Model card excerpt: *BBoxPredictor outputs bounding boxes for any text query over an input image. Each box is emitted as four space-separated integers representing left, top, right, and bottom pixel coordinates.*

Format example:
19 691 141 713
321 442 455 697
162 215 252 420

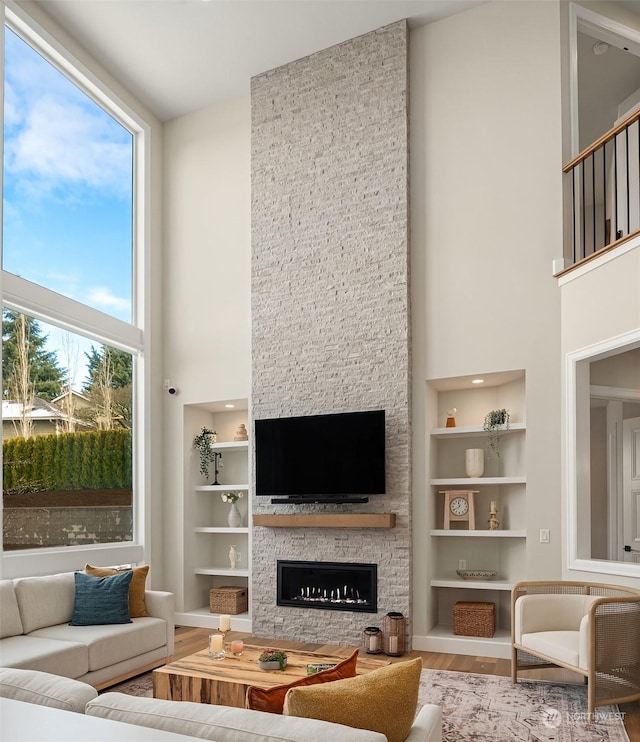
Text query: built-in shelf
211 441 249 451
194 527 249 534
253 513 396 529
195 484 249 492
174 607 251 632
431 579 514 591
420 625 512 659
430 423 525 439
430 529 526 538
430 476 526 486
195 567 250 577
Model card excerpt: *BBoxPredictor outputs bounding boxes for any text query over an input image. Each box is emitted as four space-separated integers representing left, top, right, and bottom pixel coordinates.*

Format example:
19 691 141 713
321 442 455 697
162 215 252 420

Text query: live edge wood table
153 644 389 708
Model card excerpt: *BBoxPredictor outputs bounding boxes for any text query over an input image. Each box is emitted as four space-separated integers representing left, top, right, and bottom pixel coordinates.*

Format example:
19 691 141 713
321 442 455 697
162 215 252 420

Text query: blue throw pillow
70 571 133 626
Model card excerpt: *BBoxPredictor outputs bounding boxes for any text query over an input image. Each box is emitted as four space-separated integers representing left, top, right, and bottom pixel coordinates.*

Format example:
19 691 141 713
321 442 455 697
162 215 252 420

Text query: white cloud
86 287 131 315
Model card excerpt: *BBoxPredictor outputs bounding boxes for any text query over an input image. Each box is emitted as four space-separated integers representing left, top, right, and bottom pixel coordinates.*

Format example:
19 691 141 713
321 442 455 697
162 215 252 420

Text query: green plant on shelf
483 409 510 458
193 427 218 479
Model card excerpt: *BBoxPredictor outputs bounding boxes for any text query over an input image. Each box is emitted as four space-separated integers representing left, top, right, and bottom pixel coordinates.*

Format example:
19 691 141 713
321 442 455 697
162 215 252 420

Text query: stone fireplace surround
250 20 410 648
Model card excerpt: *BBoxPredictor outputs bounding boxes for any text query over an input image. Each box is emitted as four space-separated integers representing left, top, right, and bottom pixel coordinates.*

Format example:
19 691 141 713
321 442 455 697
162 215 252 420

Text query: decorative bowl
456 569 497 581
259 659 287 671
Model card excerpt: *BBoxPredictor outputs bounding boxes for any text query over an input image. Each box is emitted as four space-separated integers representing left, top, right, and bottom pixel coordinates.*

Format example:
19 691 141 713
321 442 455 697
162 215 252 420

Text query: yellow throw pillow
246 649 359 714
283 656 422 742
85 564 149 618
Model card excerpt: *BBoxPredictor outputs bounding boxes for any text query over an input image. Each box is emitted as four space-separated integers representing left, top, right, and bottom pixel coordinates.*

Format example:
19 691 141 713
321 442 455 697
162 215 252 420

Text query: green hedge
3 430 132 494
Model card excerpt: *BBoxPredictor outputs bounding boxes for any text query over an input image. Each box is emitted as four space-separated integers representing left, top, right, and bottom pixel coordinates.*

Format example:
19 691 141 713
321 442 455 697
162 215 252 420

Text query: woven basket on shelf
209 586 248 615
453 601 495 638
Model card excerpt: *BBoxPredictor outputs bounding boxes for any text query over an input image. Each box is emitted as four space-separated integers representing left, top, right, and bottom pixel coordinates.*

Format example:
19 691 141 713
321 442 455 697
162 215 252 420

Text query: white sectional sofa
0 572 174 689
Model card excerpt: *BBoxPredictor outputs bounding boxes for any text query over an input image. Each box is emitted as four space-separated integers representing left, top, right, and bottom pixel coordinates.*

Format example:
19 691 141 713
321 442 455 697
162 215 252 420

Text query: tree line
2 310 132 438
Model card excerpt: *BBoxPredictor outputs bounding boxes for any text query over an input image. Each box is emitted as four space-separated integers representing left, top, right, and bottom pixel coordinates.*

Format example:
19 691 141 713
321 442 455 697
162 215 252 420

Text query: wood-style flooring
172 626 640 740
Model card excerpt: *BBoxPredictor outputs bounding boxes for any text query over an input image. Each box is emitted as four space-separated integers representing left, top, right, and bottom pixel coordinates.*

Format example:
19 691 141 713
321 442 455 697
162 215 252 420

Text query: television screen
255 410 385 500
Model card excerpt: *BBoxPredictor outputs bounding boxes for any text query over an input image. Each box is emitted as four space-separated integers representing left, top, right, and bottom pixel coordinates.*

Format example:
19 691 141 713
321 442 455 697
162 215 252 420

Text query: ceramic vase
465 448 484 477
228 503 241 528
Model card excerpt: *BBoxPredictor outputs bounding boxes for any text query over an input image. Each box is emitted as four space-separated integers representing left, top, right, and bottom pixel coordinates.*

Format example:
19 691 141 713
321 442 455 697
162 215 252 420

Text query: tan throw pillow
283 656 422 742
85 564 149 618
246 649 359 714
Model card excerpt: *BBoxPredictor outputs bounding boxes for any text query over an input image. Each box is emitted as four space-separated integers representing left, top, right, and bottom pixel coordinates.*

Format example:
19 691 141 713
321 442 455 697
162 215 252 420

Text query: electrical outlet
458 559 466 570
540 529 550 544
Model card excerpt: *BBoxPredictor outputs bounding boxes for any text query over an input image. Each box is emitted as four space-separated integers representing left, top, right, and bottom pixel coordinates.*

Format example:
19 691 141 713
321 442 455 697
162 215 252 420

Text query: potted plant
221 491 244 527
483 409 510 459
258 648 288 671
193 427 218 480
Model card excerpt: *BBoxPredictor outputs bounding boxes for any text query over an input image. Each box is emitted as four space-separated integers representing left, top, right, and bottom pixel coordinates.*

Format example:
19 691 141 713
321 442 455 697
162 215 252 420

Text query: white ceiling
23 0 485 121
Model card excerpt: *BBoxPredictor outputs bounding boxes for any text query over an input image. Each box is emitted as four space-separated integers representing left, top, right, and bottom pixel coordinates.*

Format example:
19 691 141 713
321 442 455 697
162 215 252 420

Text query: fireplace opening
277 560 377 613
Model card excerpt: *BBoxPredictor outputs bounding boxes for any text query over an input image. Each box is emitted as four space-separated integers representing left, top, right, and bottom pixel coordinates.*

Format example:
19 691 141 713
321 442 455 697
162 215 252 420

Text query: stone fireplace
277 560 377 613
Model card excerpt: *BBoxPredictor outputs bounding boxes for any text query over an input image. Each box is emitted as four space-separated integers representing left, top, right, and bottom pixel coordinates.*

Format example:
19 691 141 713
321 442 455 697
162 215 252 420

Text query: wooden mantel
252 513 396 529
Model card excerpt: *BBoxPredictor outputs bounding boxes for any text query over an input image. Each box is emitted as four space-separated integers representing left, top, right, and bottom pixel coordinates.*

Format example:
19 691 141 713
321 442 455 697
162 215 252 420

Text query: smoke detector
593 41 609 56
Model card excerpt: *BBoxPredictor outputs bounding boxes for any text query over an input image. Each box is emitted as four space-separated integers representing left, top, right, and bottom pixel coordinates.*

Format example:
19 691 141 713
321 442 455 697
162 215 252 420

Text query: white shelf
430 422 526 439
174 608 252 632
430 529 526 538
211 441 249 451
420 625 512 659
194 527 249 534
431 476 525 486
195 567 250 577
195 484 249 491
431 578 514 590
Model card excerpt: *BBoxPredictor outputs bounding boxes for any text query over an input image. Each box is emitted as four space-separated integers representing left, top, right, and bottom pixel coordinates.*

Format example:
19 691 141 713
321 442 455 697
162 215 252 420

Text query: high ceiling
21 0 485 121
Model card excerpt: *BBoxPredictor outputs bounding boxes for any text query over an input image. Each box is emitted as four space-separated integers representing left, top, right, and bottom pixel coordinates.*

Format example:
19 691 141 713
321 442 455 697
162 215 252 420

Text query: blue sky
3 28 133 388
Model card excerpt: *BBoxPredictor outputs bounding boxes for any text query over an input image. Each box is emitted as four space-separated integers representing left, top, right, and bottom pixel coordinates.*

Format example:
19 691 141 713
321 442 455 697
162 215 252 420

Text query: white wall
161 97 251 603
410 0 564 638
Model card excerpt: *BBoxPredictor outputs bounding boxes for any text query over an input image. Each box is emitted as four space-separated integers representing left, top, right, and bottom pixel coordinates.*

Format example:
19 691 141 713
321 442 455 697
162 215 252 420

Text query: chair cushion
283 656 422 742
0 634 89 678
520 630 581 668
0 667 97 713
70 571 132 626
85 564 150 618
246 649 359 714
0 581 24 638
33 617 168 671
514 594 598 640
14 573 75 634
87 693 387 741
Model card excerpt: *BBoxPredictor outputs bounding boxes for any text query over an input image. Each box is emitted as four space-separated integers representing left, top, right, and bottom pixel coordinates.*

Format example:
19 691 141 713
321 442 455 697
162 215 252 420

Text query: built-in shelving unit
176 402 252 632
424 370 526 659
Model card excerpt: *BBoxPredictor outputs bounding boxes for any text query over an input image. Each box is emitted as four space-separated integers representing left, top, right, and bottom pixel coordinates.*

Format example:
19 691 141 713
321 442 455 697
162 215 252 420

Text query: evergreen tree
2 310 64 402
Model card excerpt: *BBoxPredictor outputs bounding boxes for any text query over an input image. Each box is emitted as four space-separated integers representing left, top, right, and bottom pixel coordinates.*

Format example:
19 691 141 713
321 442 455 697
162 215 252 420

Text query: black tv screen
255 410 385 500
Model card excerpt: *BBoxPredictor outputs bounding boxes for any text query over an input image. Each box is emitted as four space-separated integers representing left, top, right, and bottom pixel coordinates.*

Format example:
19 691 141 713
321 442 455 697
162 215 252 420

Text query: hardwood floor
172 626 640 739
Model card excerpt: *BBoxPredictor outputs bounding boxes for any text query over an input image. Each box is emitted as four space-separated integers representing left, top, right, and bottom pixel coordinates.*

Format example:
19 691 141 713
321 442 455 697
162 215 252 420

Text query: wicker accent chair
511 581 640 717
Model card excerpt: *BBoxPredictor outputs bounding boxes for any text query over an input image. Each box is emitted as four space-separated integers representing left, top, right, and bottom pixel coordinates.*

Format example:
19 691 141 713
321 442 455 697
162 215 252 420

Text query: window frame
1 2 152 577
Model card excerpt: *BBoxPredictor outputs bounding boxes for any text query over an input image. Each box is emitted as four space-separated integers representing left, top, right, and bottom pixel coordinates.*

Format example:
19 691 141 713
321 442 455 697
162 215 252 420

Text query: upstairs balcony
560 108 639 275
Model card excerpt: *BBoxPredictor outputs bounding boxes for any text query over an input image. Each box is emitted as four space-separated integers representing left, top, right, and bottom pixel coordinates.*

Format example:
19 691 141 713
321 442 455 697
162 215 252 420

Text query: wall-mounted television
255 410 386 504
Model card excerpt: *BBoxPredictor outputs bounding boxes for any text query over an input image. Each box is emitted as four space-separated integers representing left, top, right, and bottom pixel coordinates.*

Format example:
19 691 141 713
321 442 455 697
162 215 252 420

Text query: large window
1 10 146 566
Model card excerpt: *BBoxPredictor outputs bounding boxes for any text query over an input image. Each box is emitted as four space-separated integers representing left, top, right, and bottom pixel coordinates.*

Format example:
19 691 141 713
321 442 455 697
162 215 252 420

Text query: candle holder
383 612 407 656
208 632 225 660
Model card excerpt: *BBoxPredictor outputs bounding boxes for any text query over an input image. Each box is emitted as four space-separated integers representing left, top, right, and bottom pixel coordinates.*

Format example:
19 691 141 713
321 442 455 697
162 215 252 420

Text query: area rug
106 668 629 742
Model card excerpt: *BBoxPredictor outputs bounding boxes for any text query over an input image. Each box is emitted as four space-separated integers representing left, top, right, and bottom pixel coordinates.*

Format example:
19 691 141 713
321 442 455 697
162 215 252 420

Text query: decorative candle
231 639 244 656
209 634 224 653
219 614 231 632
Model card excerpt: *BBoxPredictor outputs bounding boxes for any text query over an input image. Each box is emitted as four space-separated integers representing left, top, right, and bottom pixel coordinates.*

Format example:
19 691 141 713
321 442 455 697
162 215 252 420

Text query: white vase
228 503 242 528
465 448 484 477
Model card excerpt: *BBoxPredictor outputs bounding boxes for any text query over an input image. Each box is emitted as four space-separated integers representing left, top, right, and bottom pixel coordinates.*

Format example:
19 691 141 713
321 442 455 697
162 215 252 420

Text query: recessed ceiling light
472 379 484 384
224 404 235 408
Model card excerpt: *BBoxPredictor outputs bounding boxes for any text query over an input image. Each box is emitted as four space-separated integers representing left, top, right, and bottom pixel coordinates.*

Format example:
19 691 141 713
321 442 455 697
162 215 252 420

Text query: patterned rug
106 668 629 742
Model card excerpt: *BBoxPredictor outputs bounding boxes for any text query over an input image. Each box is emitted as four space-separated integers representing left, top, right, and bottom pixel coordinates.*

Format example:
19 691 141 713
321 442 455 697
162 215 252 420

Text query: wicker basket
453 601 495 637
209 586 248 615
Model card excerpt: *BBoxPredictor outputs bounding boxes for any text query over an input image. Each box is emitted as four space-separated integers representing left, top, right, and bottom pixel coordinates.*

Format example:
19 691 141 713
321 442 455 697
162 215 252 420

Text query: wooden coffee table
153 643 389 708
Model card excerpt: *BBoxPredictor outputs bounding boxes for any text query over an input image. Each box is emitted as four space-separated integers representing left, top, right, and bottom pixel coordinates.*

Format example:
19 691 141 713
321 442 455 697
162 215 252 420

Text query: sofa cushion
0 634 89 678
0 667 97 713
0 580 24 638
520 631 581 668
32 617 168 671
70 571 132 626
283 656 422 742
14 573 75 634
246 649 359 714
85 564 150 618
87 693 387 741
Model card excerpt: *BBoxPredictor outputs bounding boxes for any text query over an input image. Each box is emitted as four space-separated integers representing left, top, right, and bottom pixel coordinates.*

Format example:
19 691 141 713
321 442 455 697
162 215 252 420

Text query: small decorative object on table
234 423 248 441
488 500 499 530
383 612 407 656
362 626 383 654
445 407 457 427
258 649 288 671
230 639 244 656
208 633 225 660
222 491 243 527
307 663 337 675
